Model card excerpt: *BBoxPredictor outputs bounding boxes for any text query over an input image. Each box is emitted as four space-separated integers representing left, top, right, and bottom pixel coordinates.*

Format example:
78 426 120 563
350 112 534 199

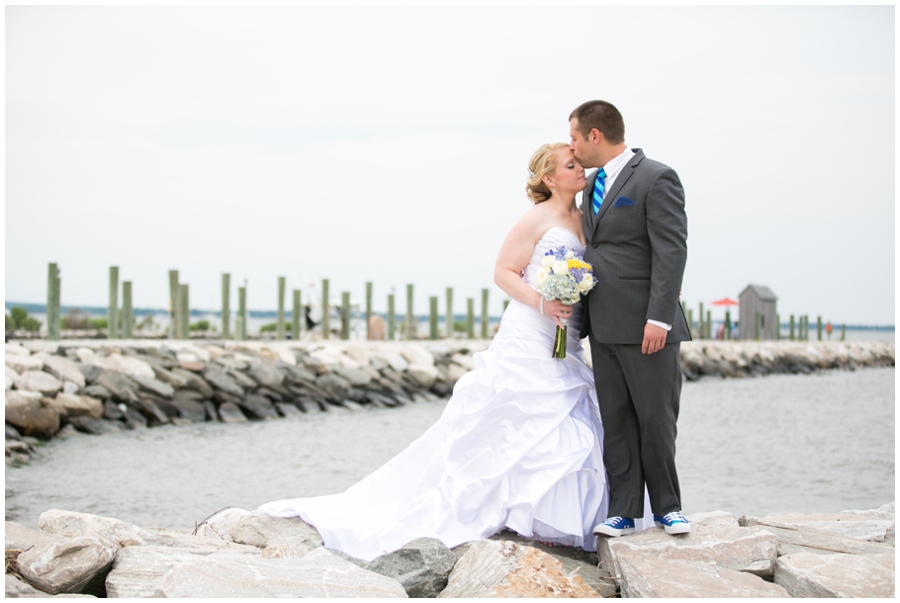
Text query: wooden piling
406 284 414 340
46 263 60 340
365 282 373 340
698 302 705 339
481 288 489 339
429 296 438 340
724 310 731 340
179 284 190 339
237 286 247 341
466 298 475 339
322 279 330 340
341 292 350 340
840 324 846 341
277 277 286 340
687 309 694 338
706 310 711 340
122 281 133 339
221 273 231 339
168 270 179 340
292 290 301 341
108 266 119 339
789 315 795 341
817 316 822 341
446 287 453 339
387 293 396 341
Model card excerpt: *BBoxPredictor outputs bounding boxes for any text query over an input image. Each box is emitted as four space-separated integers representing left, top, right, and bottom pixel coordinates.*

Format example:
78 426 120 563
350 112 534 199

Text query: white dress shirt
599 147 672 333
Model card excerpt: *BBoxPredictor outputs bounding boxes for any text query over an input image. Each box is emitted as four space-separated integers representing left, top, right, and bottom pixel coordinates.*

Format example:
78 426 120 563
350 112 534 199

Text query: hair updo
526 142 569 204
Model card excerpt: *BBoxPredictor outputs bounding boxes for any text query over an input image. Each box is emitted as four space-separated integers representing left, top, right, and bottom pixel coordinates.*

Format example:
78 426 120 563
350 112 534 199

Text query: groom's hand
642 323 667 355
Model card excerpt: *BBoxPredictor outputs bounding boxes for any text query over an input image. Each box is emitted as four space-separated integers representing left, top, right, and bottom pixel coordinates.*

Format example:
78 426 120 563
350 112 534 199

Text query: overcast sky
5 5 895 325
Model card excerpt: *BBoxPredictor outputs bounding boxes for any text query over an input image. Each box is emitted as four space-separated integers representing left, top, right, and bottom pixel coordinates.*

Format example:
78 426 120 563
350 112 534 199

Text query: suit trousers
589 339 683 518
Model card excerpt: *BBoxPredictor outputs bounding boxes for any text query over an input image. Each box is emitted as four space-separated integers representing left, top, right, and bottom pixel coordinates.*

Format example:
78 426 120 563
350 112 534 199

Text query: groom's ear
589 128 605 146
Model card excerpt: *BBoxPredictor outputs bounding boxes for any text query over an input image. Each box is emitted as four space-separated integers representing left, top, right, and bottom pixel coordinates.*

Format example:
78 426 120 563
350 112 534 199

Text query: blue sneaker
654 511 691 535
593 516 635 537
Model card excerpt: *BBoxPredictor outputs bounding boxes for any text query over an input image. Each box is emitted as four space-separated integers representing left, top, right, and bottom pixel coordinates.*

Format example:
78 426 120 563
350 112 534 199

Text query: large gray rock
238 394 279 420
49 394 102 419
35 355 86 388
169 397 207 422
194 508 250 542
130 375 175 399
775 552 894 597
362 538 457 598
66 417 124 436
107 546 407 598
169 367 214 397
332 365 372 387
217 402 247 423
5 355 44 373
79 385 110 400
246 360 286 387
5 390 60 439
14 371 63 396
229 511 324 549
17 535 118 595
743 510 894 543
438 539 599 598
6 521 65 552
39 510 154 548
740 513 896 556
92 372 140 404
598 511 779 578
202 366 244 396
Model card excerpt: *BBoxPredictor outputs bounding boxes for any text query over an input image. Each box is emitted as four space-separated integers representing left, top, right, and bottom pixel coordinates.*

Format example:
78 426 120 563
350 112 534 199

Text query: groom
569 100 692 537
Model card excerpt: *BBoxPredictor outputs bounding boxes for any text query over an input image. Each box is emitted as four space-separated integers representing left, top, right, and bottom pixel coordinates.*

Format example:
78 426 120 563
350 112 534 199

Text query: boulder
5 342 31 357
238 394 279 420
93 372 140 404
102 400 124 421
315 374 351 401
16 535 118 595
107 546 407 598
217 402 247 423
123 407 148 430
135 395 170 425
14 371 63 396
39 510 153 548
67 417 124 436
406 364 439 389
774 552 894 597
73 363 101 384
202 367 244 397
194 508 250 542
227 368 258 388
743 510 894 543
246 360 285 387
362 538 457 598
5 355 44 373
33 354 85 388
169 397 207 422
229 511 324 549
79 385 110 400
438 539 598 598
130 375 175 399
332 366 372 387
598 511 779 578
5 573 69 598
49 394 103 419
5 390 60 439
102 354 155 378
6 520 64 552
275 402 304 418
61 381 80 395
170 368 215 397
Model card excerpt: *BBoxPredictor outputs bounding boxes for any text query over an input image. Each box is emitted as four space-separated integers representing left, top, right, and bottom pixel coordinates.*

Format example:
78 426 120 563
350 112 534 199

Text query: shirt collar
601 146 634 179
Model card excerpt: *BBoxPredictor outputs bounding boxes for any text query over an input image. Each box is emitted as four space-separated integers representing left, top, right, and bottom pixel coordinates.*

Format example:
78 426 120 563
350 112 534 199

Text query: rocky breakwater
596 502 895 598
5 502 893 598
678 340 894 381
4 338 490 462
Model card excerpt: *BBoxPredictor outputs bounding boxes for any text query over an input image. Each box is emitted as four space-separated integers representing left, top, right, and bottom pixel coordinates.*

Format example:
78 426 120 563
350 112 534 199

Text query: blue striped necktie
592 167 607 215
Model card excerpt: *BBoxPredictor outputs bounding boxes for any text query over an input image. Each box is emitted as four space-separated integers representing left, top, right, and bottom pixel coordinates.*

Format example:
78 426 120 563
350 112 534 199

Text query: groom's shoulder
632 149 675 175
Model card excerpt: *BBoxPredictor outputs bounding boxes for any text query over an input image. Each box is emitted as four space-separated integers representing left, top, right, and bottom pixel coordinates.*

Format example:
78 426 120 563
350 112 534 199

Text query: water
5 368 894 530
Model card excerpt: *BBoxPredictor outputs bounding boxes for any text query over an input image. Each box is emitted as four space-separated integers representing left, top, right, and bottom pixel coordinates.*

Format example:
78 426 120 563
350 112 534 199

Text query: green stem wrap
552 325 567 359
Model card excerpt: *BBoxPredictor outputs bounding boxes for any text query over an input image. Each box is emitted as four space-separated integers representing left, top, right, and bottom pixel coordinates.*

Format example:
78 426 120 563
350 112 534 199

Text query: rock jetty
5 339 894 462
5 502 894 597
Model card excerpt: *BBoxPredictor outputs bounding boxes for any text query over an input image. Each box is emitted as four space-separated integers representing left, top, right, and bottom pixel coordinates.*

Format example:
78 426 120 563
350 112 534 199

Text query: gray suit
579 148 690 518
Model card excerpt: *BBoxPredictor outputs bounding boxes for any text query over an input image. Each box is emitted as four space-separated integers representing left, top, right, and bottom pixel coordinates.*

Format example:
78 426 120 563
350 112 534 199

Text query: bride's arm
493 215 571 328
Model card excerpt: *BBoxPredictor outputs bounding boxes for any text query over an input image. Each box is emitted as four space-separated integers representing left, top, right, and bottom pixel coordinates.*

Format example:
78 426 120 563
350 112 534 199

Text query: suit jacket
579 148 691 345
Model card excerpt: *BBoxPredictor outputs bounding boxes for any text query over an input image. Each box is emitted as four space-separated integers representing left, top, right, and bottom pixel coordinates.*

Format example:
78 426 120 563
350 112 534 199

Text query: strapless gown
259 227 652 561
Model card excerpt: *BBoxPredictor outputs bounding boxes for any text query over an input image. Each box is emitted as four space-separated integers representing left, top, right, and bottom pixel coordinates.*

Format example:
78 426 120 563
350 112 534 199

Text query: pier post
445 287 453 339
168 270 179 340
237 286 247 341
179 284 190 339
817 316 822 341
292 290 301 341
698 302 705 339
724 310 731 341
790 315 795 341
341 292 350 340
387 294 396 341
365 282 373 340
706 310 712 340
481 288 489 339
429 296 438 340
277 277 286 340
754 312 760 341
406 284 414 340
221 274 231 339
840 324 846 341
322 279 330 340
46 263 60 341
687 309 694 338
122 281 133 339
466 298 475 339
108 266 119 339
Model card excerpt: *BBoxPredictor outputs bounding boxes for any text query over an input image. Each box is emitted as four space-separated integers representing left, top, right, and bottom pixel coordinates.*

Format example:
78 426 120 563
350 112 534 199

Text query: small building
738 285 778 340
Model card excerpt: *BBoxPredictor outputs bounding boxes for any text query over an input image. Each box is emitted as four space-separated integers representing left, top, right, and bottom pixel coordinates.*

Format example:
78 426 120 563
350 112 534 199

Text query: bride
259 142 652 561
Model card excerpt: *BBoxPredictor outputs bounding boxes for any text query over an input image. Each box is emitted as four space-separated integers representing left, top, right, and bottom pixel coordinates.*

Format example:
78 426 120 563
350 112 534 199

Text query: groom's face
568 119 599 169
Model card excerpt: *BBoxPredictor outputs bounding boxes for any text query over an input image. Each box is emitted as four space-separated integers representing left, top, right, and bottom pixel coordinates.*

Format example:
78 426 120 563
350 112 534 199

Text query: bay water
5 367 894 530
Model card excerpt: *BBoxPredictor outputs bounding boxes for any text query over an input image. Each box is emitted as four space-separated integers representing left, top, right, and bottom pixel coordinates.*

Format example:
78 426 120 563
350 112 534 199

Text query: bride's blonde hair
526 142 568 205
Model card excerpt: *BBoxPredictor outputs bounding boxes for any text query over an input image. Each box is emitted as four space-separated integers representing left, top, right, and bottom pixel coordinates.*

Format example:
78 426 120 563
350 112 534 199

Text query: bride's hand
541 299 573 329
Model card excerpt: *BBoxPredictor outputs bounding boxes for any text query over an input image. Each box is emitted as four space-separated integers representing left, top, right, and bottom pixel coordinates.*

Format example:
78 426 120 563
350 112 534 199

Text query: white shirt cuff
647 319 672 331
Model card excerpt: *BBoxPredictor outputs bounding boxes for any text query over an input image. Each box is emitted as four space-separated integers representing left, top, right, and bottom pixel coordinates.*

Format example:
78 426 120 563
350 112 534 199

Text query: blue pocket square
614 196 635 207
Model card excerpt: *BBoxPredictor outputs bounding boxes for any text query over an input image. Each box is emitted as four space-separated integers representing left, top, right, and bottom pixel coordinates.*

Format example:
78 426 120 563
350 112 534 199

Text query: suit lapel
590 149 644 236
582 169 598 235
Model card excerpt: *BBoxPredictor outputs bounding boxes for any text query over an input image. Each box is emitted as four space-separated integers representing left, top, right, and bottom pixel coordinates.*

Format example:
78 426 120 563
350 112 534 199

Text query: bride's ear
542 174 555 191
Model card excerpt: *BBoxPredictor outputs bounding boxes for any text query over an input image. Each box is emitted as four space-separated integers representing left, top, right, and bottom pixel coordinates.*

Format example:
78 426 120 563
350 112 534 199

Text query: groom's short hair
570 101 625 145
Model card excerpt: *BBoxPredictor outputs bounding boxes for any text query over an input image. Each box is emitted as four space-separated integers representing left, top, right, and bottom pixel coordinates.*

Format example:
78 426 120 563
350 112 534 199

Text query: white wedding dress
260 227 652 561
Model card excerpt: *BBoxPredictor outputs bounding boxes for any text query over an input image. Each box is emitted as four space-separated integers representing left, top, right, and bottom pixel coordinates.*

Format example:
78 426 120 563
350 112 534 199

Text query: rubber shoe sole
655 520 691 535
593 524 635 538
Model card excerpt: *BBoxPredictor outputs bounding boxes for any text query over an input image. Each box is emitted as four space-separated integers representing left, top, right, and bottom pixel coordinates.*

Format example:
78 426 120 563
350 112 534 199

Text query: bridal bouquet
535 246 597 359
